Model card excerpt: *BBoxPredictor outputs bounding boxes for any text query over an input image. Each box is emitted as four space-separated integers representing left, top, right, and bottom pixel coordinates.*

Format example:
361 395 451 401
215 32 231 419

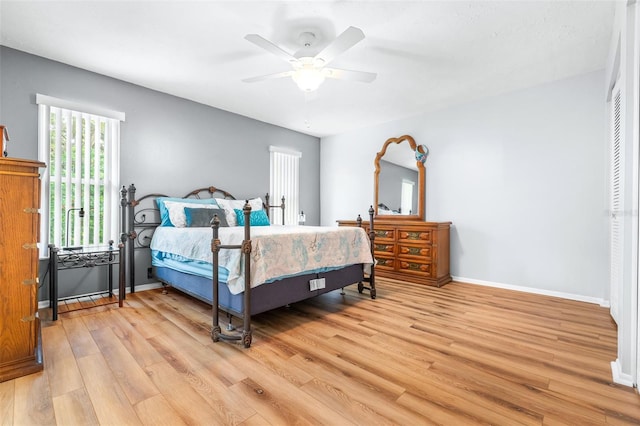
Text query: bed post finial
356 214 362 227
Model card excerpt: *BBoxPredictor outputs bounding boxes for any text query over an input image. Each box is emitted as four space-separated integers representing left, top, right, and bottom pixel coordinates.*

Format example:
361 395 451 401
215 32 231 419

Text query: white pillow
215 197 263 226
164 201 219 228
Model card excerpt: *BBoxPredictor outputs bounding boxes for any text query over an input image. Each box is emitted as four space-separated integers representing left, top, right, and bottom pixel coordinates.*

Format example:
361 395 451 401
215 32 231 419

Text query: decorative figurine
415 144 428 163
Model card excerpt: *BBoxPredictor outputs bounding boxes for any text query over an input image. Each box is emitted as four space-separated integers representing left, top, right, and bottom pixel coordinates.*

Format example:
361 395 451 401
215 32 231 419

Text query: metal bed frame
120 184 375 348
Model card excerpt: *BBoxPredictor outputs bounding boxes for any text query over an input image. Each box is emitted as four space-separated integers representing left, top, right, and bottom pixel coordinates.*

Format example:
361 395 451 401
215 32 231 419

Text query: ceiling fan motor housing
298 31 316 48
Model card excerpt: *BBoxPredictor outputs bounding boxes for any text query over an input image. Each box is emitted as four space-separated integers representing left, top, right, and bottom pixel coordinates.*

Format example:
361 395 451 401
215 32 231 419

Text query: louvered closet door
609 81 623 325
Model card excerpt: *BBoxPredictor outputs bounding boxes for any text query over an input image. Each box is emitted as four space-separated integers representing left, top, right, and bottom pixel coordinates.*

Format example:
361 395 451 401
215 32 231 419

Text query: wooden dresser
338 219 451 287
0 157 45 382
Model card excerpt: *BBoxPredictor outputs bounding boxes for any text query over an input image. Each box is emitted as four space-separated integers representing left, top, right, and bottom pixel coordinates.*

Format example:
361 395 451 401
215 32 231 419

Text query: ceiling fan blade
323 67 377 83
245 34 299 65
315 26 365 66
242 70 294 83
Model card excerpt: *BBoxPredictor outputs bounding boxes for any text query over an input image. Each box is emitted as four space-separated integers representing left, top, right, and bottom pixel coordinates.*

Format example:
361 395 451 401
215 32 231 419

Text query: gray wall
321 70 608 301
0 46 320 299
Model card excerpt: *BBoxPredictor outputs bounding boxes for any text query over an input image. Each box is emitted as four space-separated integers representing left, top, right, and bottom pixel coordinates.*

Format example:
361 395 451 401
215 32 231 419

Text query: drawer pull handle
375 244 393 252
22 243 38 250
22 278 38 286
21 315 36 322
23 207 38 213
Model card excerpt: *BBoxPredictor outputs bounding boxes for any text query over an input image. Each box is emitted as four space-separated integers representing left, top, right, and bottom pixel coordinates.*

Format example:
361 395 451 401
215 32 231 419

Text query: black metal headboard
120 183 285 294
121 184 237 250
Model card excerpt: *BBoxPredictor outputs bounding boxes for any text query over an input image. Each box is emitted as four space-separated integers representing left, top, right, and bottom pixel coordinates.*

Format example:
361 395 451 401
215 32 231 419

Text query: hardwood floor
2 278 639 425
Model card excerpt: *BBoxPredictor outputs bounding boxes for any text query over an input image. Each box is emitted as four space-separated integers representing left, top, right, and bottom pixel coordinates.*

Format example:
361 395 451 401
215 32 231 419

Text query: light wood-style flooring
1 278 639 425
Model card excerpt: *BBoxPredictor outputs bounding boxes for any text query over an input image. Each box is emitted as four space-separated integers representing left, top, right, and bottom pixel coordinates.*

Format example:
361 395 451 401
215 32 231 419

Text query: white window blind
269 146 301 225
37 95 123 256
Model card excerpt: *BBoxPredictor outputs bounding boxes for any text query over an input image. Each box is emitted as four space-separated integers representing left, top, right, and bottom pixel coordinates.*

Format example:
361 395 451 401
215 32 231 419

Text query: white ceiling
0 1 615 138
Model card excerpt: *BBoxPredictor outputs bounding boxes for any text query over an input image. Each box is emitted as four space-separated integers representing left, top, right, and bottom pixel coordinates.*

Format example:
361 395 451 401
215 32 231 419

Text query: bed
120 184 376 347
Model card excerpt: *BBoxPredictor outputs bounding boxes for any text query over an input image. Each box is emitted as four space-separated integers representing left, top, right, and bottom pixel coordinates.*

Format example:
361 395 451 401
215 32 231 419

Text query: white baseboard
611 359 636 387
452 275 609 306
38 281 163 309
125 281 163 293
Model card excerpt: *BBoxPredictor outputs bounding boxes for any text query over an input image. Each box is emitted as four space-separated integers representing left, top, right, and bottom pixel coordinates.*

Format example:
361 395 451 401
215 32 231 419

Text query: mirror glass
374 135 425 220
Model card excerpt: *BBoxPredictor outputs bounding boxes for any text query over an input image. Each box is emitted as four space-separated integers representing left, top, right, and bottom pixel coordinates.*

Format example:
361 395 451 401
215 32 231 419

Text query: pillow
184 207 229 227
234 208 271 226
164 200 219 228
215 197 263 226
156 197 218 227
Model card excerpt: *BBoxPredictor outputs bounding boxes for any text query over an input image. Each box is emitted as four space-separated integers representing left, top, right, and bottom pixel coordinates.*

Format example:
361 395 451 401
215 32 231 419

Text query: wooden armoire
0 157 46 382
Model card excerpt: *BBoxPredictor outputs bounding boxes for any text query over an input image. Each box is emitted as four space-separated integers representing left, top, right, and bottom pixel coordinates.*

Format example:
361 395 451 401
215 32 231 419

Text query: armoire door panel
0 157 45 382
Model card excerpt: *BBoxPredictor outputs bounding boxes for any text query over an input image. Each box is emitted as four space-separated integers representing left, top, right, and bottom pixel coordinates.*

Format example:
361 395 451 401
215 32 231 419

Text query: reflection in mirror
378 160 418 215
374 135 425 220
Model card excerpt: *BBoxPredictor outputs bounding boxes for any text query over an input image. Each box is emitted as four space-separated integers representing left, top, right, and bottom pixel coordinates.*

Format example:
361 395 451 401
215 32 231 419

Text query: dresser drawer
397 243 431 260
373 228 395 242
397 260 432 276
398 230 432 244
375 255 395 271
373 242 395 256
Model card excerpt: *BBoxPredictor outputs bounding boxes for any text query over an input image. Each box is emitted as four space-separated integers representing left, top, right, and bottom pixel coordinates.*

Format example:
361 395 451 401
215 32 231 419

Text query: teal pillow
234 209 271 226
185 207 229 227
156 197 218 227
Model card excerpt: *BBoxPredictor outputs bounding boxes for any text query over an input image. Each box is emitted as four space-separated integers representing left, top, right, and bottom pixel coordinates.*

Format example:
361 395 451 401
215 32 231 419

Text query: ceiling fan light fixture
292 67 326 92
244 26 373 92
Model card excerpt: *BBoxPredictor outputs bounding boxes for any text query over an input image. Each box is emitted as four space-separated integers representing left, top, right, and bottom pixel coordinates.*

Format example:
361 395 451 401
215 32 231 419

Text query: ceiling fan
242 26 377 93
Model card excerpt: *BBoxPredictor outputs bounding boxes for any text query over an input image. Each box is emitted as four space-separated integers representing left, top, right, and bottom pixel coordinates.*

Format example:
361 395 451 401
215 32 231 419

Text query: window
269 146 300 225
37 94 124 257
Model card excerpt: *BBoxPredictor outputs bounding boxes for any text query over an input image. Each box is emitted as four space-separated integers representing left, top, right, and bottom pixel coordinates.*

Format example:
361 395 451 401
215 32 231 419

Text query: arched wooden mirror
374 135 425 220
